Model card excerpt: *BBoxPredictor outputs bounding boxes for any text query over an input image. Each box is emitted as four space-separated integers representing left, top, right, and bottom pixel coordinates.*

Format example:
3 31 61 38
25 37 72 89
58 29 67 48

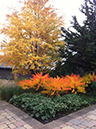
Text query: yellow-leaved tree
0 0 65 75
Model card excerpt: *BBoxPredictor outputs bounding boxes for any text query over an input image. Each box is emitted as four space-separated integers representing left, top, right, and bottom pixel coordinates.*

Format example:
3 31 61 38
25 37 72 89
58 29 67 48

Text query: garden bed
9 92 96 124
0 72 96 124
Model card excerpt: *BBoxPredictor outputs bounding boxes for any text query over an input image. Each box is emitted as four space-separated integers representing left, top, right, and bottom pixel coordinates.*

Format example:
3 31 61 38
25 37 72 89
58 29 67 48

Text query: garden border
0 100 96 129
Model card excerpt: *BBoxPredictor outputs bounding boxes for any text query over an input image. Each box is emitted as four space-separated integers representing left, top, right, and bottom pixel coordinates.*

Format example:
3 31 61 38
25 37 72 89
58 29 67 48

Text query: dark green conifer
58 0 96 75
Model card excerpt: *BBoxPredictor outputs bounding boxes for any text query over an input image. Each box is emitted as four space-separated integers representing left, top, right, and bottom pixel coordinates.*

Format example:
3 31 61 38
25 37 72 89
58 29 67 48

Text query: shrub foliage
17 72 86 96
9 93 88 121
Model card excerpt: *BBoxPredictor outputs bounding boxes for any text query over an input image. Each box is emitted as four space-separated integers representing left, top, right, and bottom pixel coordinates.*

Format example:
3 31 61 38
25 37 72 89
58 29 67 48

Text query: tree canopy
0 0 65 75
56 0 96 76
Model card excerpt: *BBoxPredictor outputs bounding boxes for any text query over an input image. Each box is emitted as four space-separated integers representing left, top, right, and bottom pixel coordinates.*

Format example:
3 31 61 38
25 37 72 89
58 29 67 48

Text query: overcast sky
51 0 85 27
0 0 85 26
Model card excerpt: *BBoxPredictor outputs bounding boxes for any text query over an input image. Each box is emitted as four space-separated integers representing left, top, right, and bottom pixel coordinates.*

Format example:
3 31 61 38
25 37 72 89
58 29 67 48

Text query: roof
0 62 12 69
0 55 12 69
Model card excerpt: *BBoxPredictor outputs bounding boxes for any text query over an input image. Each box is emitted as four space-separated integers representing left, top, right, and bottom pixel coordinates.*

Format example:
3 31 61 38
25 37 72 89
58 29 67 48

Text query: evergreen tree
58 0 96 75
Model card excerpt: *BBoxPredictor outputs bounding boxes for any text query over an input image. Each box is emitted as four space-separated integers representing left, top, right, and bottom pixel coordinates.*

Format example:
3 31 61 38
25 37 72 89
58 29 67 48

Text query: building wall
0 68 13 79
0 68 32 80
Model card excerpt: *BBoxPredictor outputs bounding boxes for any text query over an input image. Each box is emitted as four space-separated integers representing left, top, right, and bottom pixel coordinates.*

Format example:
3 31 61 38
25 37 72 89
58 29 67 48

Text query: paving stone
69 118 82 125
4 109 10 112
78 124 87 128
76 116 83 120
82 120 96 127
0 123 8 128
0 100 96 129
5 115 12 119
87 111 96 115
65 122 73 125
0 110 6 114
4 109 12 113
1 113 7 116
55 116 73 125
80 118 86 122
4 114 11 117
0 115 6 120
15 127 26 129
15 118 22 121
59 124 67 128
0 121 5 125
0 118 8 122
12 115 19 119
62 126 75 129
3 120 11 125
10 113 16 116
24 124 33 129
42 121 60 129
71 124 80 129
8 123 17 128
10 119 17 123
87 115 96 120
8 117 15 121
85 118 91 121
20 114 30 120
39 125 53 129
53 127 60 129
14 121 26 127
91 127 96 129
81 114 87 117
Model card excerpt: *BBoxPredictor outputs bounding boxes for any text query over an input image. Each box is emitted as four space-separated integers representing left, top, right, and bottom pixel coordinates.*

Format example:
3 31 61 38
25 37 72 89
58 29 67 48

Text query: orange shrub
41 76 71 96
16 72 49 90
17 73 86 96
64 73 85 94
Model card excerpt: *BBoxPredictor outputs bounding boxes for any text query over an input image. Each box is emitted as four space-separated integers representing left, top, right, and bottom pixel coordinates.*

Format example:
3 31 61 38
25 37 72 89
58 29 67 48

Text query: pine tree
59 0 96 75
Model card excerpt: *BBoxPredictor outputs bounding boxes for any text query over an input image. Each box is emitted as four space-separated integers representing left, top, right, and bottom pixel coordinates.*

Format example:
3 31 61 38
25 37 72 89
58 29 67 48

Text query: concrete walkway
0 100 96 129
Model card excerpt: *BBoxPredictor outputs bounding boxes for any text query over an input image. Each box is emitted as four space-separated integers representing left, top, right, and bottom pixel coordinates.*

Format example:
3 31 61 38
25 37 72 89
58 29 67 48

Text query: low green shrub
0 86 25 101
91 81 96 95
9 93 65 120
52 94 88 111
9 93 89 120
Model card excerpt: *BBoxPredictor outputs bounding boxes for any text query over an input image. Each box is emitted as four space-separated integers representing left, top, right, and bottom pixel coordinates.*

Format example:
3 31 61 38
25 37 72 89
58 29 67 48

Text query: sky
0 0 85 42
0 0 85 26
51 0 85 27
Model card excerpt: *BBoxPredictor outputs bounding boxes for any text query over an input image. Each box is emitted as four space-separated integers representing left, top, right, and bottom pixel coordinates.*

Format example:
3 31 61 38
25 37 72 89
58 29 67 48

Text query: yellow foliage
17 72 86 96
0 0 65 75
83 72 96 87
